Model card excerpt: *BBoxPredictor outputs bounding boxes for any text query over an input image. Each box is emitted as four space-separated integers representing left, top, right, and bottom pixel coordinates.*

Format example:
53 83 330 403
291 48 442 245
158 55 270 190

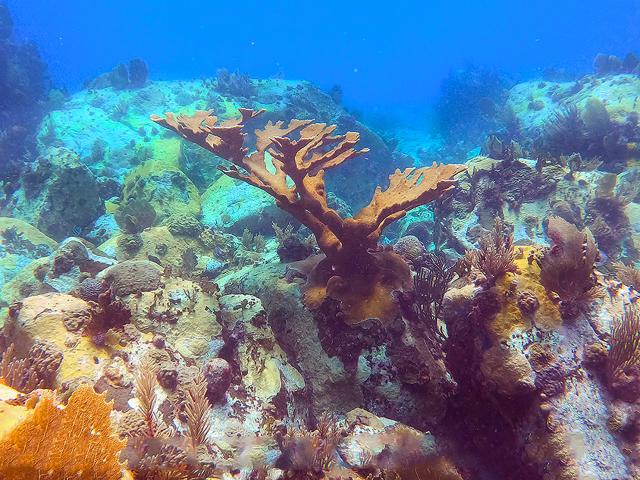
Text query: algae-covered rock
201 175 287 234
481 345 536 396
6 147 104 240
118 276 221 360
38 237 115 294
120 161 201 224
219 294 305 403
0 237 116 319
338 409 437 466
0 217 57 289
179 141 224 191
99 225 238 273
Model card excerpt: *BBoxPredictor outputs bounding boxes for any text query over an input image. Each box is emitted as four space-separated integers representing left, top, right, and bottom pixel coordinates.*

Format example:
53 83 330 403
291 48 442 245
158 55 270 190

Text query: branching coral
279 413 344 474
124 364 215 479
607 305 640 402
152 108 465 324
616 262 640 291
184 372 212 451
406 252 455 343
0 384 126 480
608 305 640 380
465 218 518 285
538 216 602 318
543 104 586 155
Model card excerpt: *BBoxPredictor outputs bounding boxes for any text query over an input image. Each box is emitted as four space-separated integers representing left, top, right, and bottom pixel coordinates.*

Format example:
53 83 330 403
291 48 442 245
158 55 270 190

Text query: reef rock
118 274 220 360
201 176 289 234
220 294 305 404
0 217 57 289
508 74 640 140
5 147 104 240
3 293 109 386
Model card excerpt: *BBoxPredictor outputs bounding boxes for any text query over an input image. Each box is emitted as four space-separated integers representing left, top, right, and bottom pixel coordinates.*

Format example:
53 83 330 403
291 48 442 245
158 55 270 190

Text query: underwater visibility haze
1 1 640 478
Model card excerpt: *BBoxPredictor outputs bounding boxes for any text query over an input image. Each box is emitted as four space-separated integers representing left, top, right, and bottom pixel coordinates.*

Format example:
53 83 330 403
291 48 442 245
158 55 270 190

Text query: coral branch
152 108 465 324
350 164 464 243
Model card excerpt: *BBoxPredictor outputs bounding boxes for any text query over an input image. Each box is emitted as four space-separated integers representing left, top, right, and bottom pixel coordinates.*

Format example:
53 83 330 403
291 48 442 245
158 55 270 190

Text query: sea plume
466 218 518 285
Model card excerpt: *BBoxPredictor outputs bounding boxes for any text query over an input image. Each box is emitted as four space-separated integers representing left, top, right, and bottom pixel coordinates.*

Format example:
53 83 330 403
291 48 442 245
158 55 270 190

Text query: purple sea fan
539 216 603 318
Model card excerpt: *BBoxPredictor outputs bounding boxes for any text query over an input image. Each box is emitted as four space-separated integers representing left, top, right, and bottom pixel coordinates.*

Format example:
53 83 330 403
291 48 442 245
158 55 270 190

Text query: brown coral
152 108 465 324
608 305 640 402
466 218 518 284
0 384 126 479
615 262 640 291
517 290 539 314
539 216 602 318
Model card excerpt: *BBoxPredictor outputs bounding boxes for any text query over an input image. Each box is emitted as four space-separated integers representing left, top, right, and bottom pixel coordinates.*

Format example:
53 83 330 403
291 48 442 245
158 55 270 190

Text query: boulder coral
152 108 465 324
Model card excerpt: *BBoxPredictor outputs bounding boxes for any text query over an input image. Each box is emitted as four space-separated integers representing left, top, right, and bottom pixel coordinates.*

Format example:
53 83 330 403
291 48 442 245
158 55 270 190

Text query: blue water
7 0 640 113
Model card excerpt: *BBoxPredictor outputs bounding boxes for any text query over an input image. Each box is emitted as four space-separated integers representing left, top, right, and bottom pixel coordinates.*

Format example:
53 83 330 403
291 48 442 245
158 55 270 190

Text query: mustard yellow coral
489 246 562 340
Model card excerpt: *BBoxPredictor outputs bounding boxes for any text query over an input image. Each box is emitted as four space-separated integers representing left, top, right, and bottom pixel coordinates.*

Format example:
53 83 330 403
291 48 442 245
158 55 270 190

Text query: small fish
147 254 162 265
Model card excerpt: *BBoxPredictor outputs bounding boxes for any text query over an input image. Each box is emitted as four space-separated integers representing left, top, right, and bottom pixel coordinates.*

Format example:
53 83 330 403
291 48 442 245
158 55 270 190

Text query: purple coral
203 358 232 403
539 216 602 319
517 290 539 314
466 218 518 284
77 277 107 302
393 235 427 266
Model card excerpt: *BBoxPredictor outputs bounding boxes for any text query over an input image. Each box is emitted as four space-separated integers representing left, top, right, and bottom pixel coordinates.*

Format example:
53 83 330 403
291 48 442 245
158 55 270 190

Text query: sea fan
0 385 126 479
539 216 603 318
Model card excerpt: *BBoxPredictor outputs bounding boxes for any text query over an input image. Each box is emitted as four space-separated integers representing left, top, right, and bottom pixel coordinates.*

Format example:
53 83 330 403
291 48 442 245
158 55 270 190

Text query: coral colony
3 3 640 479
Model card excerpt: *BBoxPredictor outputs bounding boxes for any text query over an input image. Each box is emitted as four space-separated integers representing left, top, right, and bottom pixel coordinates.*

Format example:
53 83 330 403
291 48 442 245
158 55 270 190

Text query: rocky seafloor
1 44 640 480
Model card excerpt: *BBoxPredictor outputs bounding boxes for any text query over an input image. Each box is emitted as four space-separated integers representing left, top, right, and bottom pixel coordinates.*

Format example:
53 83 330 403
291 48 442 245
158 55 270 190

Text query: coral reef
87 58 148 90
2 31 640 478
